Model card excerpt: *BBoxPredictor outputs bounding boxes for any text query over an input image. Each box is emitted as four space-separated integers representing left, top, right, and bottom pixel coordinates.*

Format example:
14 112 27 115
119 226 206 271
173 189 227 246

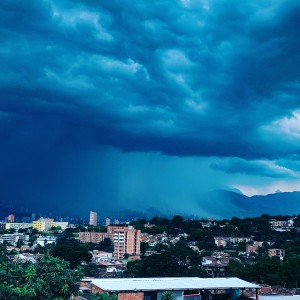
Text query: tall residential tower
107 225 141 260
89 211 98 226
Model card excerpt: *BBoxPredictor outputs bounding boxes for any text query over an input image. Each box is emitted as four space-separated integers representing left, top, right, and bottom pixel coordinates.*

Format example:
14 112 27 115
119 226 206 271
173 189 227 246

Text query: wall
118 292 144 300
91 285 104 294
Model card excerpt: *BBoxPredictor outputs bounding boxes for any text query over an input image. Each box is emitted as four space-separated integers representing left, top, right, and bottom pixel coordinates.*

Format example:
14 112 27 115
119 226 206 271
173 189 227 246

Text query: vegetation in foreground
0 245 82 300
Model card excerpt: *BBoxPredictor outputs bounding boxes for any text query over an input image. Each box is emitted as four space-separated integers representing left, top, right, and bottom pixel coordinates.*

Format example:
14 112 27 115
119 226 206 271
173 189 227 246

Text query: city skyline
0 1 299 216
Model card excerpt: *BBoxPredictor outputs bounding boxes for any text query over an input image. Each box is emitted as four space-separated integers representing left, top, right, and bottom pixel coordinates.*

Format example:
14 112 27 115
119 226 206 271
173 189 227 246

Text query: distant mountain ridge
196 190 300 219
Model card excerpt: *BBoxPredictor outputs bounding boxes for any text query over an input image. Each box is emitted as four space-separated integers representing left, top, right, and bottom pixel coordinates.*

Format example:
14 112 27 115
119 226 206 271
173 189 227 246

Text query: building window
144 291 157 300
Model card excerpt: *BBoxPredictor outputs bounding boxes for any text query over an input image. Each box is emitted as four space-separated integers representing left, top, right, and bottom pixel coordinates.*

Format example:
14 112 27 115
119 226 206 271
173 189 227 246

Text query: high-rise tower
89 211 98 226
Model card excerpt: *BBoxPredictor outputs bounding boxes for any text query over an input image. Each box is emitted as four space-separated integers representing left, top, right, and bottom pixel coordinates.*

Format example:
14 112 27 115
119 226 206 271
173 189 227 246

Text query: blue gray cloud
211 158 299 178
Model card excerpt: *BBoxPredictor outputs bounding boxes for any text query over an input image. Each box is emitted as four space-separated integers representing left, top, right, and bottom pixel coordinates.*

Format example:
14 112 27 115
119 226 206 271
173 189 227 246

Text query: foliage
124 240 206 277
130 218 147 231
128 213 300 286
0 254 82 299
33 244 54 254
90 293 117 300
83 263 100 277
227 256 300 288
87 225 107 232
162 291 174 300
51 238 92 268
94 238 114 252
140 241 149 256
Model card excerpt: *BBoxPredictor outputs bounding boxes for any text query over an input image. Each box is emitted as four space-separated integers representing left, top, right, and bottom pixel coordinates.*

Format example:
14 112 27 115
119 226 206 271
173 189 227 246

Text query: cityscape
1 209 300 299
1 0 300 299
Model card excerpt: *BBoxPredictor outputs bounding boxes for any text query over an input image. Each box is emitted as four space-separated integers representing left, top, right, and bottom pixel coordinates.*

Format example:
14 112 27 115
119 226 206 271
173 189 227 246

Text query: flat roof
90 277 260 292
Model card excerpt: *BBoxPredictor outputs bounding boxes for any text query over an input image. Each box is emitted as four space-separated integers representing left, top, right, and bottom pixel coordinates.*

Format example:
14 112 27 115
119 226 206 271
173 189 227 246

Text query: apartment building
79 225 141 260
107 225 141 260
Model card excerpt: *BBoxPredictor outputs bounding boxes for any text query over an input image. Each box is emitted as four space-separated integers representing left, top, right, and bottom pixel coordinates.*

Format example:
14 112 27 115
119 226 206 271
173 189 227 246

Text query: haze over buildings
0 1 300 216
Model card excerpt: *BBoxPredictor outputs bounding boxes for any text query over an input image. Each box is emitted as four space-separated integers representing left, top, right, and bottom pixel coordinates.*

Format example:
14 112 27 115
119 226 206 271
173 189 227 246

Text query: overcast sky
0 0 299 216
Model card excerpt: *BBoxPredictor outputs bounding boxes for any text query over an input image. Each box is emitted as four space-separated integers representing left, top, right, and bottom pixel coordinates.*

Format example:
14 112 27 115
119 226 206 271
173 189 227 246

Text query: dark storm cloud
1 0 300 214
1 0 300 159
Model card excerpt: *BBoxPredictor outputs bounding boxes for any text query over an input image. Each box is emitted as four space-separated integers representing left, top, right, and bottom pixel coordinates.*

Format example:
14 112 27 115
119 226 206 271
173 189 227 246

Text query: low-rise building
0 233 28 246
269 219 294 231
14 253 36 263
5 223 33 231
78 277 261 300
52 222 69 230
246 241 264 253
214 237 252 247
0 222 6 231
32 218 54 231
34 235 58 247
32 218 68 231
79 232 109 243
91 250 113 263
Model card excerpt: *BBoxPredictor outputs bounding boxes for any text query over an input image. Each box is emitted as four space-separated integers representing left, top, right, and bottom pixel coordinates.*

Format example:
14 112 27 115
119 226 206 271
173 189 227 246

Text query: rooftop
90 277 260 292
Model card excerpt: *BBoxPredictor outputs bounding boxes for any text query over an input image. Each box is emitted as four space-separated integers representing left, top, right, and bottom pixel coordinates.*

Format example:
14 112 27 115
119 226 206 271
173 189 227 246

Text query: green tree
90 293 117 300
124 240 205 277
51 239 92 268
0 254 82 299
83 263 100 277
95 238 114 252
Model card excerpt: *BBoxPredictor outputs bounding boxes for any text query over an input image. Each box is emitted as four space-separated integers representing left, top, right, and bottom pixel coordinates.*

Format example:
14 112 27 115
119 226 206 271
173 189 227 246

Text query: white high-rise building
89 211 98 226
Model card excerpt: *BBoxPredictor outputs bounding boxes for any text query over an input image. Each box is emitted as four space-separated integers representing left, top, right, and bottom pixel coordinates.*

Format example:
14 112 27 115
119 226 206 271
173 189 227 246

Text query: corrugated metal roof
91 277 260 292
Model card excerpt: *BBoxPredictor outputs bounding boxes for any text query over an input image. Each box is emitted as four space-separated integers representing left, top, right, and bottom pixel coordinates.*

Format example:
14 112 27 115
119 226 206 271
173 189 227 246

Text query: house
268 248 285 259
246 241 264 253
90 250 113 263
78 277 261 300
202 252 230 277
269 219 294 232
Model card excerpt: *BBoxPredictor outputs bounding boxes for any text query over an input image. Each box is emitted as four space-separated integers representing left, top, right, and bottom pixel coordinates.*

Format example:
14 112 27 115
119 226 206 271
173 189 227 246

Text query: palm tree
162 291 174 300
